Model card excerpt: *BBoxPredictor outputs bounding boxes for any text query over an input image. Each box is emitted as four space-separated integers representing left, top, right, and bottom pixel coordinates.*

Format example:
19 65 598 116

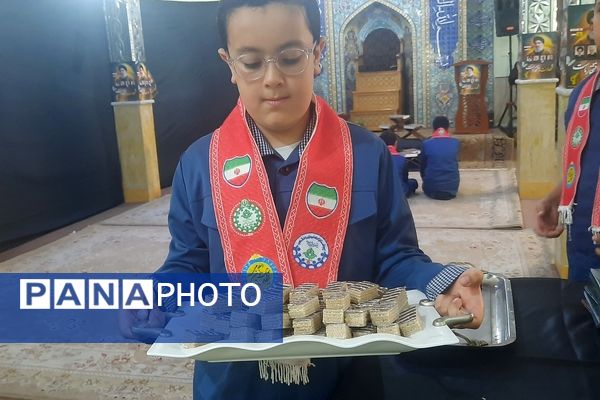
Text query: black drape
0 0 122 250
141 0 238 187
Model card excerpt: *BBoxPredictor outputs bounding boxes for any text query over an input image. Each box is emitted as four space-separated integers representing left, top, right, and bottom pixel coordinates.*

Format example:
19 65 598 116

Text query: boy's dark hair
379 130 398 146
432 116 450 130
217 0 321 49
533 35 544 44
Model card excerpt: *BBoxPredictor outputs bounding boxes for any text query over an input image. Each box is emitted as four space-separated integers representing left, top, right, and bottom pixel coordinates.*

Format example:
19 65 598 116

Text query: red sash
592 169 600 235
560 71 599 225
431 128 450 138
209 96 353 287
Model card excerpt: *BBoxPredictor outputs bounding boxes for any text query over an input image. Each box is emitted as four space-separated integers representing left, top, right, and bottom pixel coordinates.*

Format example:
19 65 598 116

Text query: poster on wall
112 62 138 102
520 32 558 80
458 64 481 95
111 62 158 102
567 4 598 87
136 62 157 101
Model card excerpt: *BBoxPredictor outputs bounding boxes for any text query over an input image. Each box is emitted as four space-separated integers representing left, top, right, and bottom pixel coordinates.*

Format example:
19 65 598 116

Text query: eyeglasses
227 43 317 81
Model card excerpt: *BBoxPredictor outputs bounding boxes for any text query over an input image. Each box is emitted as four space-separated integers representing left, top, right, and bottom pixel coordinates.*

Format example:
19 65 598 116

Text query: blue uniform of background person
564 77 600 281
157 123 466 399
420 136 461 200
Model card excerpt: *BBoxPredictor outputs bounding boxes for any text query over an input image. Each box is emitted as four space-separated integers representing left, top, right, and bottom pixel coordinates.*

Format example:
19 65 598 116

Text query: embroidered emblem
293 233 329 269
306 183 338 219
566 163 577 189
571 127 584 148
578 96 591 117
223 155 251 188
242 254 278 287
232 200 263 235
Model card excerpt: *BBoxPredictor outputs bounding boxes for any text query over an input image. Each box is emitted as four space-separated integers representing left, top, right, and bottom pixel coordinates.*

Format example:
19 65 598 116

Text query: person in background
419 116 460 200
379 130 418 197
536 0 600 281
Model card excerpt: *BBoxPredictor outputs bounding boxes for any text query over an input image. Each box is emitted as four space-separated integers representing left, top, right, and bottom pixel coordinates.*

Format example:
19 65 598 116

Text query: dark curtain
0 0 123 250
141 0 239 187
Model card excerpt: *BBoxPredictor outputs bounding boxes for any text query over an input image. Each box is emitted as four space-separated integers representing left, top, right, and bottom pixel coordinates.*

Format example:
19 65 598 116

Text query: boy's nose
262 61 284 87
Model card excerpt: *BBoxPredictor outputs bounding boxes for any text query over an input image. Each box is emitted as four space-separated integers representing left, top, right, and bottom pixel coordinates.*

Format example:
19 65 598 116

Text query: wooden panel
353 90 401 112
355 71 402 92
350 109 397 131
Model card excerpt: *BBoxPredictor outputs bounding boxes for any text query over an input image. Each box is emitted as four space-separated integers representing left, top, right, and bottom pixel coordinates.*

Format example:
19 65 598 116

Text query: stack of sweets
322 285 352 339
289 284 323 335
397 306 422 336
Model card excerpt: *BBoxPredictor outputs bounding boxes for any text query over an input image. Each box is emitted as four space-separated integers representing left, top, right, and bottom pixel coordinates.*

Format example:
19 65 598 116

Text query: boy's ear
313 38 326 76
218 48 237 85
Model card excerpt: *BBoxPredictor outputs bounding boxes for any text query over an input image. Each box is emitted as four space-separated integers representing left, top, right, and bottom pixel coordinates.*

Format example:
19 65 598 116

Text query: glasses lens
277 48 309 75
235 54 264 80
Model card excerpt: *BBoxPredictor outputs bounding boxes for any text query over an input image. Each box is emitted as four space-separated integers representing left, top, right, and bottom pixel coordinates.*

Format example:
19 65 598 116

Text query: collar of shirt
245 104 316 158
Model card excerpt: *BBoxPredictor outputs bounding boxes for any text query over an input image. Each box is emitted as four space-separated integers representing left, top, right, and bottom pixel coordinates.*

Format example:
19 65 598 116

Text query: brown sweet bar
326 323 352 339
323 308 346 324
398 306 423 337
369 302 401 327
292 311 323 335
344 308 369 327
288 295 320 319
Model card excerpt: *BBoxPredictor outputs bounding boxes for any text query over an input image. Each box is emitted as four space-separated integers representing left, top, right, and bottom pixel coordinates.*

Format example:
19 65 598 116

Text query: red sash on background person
559 71 600 226
592 169 600 236
209 96 353 288
431 127 450 138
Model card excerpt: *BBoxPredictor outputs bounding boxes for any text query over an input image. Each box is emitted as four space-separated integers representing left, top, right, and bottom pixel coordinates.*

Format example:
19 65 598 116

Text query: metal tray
147 290 459 362
451 272 516 347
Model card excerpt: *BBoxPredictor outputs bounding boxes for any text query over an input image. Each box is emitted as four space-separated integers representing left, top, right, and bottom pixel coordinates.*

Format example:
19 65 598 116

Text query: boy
122 1 483 398
420 116 461 200
379 130 418 197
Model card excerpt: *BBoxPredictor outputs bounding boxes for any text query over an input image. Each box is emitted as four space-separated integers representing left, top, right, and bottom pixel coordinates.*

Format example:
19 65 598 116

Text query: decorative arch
338 0 419 118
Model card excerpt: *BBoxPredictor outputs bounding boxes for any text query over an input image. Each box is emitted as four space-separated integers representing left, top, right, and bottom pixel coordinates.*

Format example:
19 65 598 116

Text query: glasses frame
227 43 317 82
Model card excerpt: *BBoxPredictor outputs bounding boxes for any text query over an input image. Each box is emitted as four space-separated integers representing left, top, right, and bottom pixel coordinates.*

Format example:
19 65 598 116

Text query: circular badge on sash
566 163 577 189
571 127 584 149
232 200 263 235
242 254 278 287
293 233 329 269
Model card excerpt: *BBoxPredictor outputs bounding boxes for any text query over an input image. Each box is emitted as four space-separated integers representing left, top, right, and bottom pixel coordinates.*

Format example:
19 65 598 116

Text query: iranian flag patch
223 155 251 187
306 183 338 218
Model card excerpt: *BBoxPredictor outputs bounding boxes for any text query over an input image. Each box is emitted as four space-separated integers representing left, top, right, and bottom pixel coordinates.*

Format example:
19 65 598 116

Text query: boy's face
219 4 325 136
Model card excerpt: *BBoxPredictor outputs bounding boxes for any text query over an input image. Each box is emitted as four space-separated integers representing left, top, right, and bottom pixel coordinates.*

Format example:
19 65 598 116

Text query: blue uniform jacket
565 77 600 281
157 123 448 399
420 137 460 196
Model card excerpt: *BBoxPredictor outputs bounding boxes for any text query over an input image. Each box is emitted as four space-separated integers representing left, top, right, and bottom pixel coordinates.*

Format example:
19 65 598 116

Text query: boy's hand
434 268 484 329
535 188 564 238
118 307 166 339
594 233 600 257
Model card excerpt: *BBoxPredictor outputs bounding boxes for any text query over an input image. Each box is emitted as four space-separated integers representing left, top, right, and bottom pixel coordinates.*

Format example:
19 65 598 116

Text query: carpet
416 228 558 278
0 225 190 399
408 168 523 229
100 195 171 226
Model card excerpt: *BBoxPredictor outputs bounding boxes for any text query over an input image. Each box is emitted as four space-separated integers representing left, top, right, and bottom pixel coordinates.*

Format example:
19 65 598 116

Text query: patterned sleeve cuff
425 264 469 300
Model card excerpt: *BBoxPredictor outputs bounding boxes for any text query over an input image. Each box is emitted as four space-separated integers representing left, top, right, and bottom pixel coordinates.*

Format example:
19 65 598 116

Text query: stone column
104 0 161 203
553 86 573 279
515 78 558 200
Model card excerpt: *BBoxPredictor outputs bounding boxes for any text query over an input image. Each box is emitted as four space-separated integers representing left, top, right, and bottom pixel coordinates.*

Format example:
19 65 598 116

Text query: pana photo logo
19 278 261 310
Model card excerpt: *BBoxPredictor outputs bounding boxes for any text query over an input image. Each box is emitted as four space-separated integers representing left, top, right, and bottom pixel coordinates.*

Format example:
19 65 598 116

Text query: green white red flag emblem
223 155 251 187
306 183 338 218
578 97 591 117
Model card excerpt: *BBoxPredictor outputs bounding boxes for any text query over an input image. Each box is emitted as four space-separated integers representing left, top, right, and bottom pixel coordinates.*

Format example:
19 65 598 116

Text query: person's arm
120 158 210 337
535 182 564 238
373 147 483 328
158 159 210 275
